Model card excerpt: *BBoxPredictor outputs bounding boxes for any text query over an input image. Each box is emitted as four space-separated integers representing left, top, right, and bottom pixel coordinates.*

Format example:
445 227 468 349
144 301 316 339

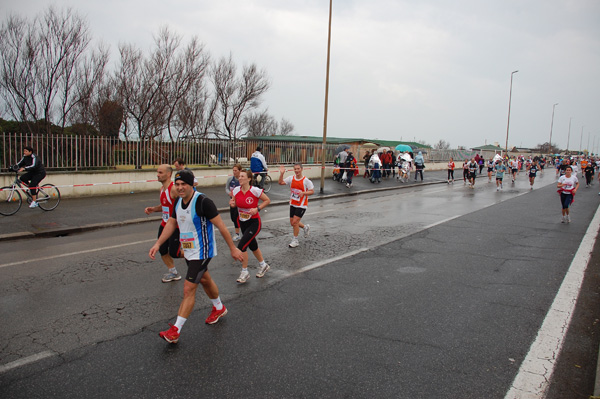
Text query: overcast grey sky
3 0 599 150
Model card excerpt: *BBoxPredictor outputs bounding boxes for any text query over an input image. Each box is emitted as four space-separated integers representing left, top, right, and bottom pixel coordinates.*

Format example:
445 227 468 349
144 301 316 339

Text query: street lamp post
319 0 333 194
504 70 518 156
566 117 572 154
548 103 558 154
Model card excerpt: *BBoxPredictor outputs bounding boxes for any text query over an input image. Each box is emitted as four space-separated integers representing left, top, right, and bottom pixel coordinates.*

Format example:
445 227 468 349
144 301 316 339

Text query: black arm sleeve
196 195 219 219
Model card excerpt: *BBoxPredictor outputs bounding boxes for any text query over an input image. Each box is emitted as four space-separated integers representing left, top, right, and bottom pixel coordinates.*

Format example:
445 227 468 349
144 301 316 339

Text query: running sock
211 297 223 311
169 267 178 275
174 316 187 332
259 260 267 267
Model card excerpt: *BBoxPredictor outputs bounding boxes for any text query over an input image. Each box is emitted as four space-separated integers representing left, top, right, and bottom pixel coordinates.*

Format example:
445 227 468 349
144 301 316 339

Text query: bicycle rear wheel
0 186 22 216
37 184 61 211
262 175 272 193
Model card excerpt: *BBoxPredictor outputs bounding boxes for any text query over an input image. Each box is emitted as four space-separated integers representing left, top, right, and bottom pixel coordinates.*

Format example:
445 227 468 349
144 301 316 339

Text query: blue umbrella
395 144 412 152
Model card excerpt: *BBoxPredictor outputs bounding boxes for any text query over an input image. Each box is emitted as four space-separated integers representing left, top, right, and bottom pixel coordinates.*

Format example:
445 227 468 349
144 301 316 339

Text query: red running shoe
205 306 228 324
159 324 180 343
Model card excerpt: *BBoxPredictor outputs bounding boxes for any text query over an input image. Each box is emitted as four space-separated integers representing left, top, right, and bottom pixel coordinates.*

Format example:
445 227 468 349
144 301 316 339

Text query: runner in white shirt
557 166 579 223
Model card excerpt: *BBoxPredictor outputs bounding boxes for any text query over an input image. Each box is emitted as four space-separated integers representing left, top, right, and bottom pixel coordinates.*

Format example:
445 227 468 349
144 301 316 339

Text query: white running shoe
236 270 250 284
303 224 310 238
29 201 39 208
289 238 300 248
233 233 241 242
561 215 565 223
256 262 270 278
567 215 571 223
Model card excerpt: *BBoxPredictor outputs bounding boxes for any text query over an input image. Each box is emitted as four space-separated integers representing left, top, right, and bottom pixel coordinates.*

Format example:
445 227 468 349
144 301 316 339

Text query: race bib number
180 232 195 249
239 210 252 221
161 206 170 223
291 189 301 201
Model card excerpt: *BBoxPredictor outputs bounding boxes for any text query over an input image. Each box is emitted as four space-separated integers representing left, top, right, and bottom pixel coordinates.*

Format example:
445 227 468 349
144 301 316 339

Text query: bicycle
0 167 61 216
252 172 272 193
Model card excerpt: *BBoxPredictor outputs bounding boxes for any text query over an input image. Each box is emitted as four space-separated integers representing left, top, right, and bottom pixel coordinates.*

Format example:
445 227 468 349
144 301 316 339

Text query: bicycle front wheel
37 184 61 211
262 175 272 193
0 186 22 216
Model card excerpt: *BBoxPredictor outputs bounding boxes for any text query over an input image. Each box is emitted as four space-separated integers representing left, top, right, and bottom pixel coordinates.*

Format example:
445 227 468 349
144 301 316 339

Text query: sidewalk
0 169 450 241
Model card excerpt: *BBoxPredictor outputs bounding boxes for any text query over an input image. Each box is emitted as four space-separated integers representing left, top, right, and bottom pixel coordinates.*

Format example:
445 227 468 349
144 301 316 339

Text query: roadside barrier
0 164 428 192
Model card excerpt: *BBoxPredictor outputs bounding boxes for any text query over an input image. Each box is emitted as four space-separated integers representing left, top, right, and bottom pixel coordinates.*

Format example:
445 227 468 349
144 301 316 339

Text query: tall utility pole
319 0 333 194
504 70 518 156
566 117 572 153
548 103 558 154
587 130 590 154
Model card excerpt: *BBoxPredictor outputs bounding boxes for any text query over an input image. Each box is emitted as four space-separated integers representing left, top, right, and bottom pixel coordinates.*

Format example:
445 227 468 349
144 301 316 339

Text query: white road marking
0 211 338 268
0 239 155 269
291 215 461 276
504 203 600 399
0 351 56 374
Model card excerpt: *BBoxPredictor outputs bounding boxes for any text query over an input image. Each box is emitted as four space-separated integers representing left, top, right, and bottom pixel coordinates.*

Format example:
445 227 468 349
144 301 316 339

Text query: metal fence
1 132 474 170
0 133 341 171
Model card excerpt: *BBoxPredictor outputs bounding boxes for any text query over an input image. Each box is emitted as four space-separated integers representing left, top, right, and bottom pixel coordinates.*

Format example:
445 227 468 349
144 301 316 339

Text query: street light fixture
504 70 519 156
548 103 558 154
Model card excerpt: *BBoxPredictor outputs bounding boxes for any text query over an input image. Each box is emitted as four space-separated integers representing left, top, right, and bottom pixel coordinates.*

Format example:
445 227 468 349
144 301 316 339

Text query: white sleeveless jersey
175 191 217 260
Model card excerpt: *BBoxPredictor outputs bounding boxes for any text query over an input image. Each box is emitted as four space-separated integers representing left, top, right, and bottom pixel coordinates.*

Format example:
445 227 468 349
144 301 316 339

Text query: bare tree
115 28 179 140
244 109 278 137
433 139 451 150
212 54 270 143
278 118 295 136
174 80 217 140
0 14 40 132
36 7 92 134
161 35 210 141
244 111 295 137
0 7 105 135
65 43 110 134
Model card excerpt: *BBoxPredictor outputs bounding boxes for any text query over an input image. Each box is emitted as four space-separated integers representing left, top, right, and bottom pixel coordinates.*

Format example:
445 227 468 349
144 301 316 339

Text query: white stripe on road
0 239 155 269
504 203 600 399
0 351 56 374
0 210 337 269
291 215 461 276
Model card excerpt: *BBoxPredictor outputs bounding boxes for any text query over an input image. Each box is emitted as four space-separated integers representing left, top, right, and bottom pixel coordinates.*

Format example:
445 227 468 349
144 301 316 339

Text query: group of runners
146 151 597 345
146 156 314 344
451 155 546 190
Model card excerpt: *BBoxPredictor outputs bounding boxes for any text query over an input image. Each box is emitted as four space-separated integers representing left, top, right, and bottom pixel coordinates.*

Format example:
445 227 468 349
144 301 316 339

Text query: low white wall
0 162 447 198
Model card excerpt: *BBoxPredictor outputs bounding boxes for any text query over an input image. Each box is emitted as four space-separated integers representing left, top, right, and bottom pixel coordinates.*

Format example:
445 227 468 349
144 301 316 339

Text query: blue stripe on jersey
191 193 216 259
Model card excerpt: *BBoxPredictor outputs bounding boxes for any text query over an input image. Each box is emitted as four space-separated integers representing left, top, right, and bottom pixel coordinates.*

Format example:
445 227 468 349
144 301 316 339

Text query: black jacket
16 154 46 174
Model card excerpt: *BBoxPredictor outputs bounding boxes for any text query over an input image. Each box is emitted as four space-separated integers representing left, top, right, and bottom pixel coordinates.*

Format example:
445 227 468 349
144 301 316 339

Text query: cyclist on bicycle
15 145 46 208
250 146 268 189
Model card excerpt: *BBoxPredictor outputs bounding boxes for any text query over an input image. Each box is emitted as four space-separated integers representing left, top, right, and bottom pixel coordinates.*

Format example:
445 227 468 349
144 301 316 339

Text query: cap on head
174 169 195 186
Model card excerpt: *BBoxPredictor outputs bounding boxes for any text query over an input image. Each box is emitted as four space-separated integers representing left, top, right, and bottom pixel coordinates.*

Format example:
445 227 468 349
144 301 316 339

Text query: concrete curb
0 179 446 242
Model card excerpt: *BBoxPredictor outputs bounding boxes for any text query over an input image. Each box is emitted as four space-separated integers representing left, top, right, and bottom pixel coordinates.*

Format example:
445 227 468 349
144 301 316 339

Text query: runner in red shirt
144 164 182 282
230 169 271 283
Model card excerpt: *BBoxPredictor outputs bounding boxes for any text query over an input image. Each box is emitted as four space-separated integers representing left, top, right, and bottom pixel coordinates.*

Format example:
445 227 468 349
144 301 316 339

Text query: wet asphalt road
1 170 599 398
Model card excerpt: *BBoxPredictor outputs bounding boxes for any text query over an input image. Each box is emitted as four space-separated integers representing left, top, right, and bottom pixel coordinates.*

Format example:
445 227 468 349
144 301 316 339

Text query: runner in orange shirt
279 163 315 248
